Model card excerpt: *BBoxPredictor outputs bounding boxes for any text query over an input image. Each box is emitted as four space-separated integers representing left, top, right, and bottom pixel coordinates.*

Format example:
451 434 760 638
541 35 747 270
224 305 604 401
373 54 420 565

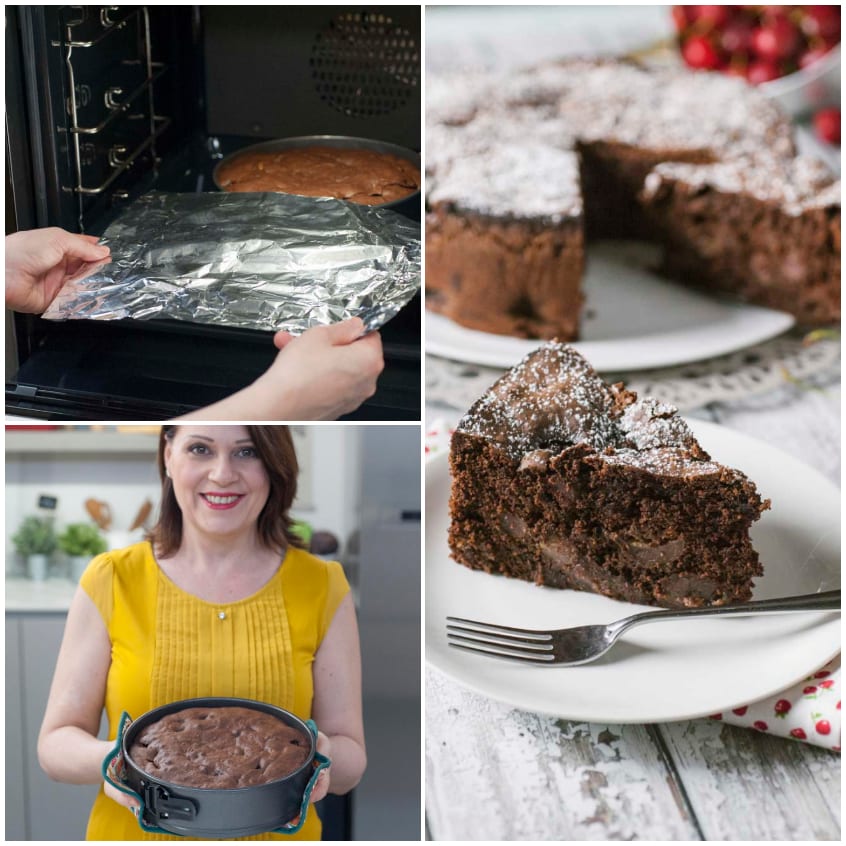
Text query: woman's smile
200 492 246 510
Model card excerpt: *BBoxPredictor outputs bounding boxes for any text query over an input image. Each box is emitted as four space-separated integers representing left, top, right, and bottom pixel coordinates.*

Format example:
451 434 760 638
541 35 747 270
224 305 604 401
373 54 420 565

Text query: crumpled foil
42 191 421 334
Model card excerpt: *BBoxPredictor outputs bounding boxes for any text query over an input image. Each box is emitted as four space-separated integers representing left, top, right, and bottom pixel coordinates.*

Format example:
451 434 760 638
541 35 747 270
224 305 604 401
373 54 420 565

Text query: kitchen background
5 424 421 841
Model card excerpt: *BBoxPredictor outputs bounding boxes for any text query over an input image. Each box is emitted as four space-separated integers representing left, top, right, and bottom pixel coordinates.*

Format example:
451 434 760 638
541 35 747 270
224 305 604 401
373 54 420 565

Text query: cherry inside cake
448 343 771 608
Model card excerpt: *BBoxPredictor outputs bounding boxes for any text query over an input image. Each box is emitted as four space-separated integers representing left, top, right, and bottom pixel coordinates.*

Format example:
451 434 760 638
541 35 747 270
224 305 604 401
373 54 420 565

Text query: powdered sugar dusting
426 58 827 221
428 142 582 221
458 342 724 478
643 154 840 215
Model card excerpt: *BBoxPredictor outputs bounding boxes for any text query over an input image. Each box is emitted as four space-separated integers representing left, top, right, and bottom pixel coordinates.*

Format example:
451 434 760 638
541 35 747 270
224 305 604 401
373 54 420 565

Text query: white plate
426 241 795 372
425 421 840 723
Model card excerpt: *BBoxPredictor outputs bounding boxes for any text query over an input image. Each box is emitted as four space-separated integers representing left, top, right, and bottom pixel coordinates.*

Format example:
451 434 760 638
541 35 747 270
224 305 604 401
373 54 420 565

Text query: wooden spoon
85 498 112 531
129 500 153 532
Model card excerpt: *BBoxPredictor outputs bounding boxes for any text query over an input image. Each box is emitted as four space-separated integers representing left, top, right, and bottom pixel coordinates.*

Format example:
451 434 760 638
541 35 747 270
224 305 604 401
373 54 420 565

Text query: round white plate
425 242 796 372
425 421 840 723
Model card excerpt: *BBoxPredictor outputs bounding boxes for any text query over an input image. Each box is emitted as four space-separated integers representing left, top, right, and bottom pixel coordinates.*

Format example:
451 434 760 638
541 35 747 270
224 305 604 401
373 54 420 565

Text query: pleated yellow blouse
79 541 349 841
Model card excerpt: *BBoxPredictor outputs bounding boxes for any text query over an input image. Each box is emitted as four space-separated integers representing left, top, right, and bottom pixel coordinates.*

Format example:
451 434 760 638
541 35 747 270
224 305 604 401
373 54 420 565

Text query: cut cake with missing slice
448 343 770 609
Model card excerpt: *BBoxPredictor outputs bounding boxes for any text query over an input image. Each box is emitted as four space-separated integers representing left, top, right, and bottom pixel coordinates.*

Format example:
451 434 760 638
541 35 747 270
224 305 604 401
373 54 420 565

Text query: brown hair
148 425 305 558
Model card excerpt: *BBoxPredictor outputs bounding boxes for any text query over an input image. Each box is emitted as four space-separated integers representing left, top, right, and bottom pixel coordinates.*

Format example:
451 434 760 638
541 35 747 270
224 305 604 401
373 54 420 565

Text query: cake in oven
448 343 770 609
217 145 420 206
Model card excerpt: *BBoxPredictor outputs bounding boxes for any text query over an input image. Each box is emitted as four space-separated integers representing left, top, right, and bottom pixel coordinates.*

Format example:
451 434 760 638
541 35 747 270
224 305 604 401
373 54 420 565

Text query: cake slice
448 343 770 608
641 155 840 325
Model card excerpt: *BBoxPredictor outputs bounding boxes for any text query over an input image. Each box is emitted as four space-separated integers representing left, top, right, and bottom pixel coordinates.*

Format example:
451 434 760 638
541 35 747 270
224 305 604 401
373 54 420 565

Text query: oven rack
75 115 172 196
57 6 170 205
51 5 138 48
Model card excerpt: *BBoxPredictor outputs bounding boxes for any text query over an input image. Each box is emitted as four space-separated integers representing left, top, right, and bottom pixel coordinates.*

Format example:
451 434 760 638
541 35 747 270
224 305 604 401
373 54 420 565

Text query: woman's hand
309 731 332 804
104 778 140 816
178 316 384 421
5 227 111 313
267 317 384 419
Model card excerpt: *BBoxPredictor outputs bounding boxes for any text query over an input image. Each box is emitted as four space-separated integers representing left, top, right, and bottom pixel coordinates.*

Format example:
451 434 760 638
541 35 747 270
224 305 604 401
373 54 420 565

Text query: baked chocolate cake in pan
448 343 770 609
217 146 421 206
128 705 310 789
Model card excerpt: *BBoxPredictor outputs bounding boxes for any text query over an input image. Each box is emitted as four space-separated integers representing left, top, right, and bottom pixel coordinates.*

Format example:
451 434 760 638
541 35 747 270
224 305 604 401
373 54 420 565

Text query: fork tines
446 616 555 663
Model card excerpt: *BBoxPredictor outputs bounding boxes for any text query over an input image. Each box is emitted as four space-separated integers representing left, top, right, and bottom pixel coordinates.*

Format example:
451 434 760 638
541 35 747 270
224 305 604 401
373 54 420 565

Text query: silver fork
446 590 841 667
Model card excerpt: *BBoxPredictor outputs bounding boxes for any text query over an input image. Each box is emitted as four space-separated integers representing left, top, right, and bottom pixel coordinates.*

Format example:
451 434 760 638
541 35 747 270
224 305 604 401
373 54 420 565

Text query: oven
5 5 421 421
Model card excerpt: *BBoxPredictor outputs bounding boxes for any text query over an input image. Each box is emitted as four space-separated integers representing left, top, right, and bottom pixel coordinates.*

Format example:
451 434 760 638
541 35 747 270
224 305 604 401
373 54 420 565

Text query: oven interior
6 5 421 420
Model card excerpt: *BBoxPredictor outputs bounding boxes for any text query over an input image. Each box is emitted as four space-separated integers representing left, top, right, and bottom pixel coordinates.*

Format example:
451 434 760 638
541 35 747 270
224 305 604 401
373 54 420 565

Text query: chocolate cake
217 146 420 206
426 58 840 338
448 343 770 608
641 155 841 325
128 706 311 789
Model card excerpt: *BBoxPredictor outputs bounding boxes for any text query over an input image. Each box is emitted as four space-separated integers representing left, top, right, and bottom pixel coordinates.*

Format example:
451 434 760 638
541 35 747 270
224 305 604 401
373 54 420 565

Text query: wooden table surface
425 365 841 841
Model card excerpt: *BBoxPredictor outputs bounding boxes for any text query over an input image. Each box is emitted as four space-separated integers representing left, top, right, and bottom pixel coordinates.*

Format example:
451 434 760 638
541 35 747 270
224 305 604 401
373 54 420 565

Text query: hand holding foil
42 191 421 334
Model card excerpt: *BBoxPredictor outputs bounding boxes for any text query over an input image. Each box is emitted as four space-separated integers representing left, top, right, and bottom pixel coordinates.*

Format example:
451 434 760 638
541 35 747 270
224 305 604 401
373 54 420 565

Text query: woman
38 425 366 840
6 228 384 420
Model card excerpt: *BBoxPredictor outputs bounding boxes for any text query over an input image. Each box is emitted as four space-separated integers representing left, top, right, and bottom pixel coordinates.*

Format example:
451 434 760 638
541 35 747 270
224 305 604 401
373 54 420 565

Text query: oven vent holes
310 11 419 118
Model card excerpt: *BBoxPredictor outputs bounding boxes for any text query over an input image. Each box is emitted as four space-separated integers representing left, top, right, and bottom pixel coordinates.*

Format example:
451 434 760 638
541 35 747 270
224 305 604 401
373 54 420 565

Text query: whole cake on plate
128 705 310 789
426 59 841 338
448 343 770 608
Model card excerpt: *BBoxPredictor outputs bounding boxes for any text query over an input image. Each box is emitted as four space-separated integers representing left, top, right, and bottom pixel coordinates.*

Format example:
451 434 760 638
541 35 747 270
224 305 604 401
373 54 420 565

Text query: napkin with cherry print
425 418 841 752
709 658 840 751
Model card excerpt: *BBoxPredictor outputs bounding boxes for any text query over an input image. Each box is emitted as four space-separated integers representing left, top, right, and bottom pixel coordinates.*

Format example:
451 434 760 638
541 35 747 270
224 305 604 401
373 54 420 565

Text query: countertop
5 577 79 613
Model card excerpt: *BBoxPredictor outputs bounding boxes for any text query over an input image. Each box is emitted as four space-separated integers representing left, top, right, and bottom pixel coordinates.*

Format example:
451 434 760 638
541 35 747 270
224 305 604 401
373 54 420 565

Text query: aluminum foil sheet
42 191 421 334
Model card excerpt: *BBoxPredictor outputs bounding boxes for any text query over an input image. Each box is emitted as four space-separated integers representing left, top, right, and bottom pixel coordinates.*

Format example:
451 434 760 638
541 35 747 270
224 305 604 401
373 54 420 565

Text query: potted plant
12 516 58 582
58 523 108 582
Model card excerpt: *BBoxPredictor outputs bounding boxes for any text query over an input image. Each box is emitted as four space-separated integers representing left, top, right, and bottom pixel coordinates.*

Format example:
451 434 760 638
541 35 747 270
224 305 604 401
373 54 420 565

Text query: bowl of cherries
673 5 840 143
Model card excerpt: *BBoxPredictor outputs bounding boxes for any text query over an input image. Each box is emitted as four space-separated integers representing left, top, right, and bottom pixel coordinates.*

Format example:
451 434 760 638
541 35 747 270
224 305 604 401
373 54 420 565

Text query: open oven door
5 5 421 421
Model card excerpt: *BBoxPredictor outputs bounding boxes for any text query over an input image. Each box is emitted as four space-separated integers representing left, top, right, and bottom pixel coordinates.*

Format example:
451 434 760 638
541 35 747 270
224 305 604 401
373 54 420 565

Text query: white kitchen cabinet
5 613 105 840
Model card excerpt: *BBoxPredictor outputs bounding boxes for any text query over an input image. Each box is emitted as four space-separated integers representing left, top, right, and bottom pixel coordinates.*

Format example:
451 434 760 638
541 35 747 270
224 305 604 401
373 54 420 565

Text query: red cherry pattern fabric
710 656 840 752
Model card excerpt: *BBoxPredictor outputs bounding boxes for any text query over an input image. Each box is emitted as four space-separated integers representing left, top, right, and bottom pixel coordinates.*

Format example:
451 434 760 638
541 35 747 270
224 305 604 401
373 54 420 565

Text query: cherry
751 17 803 61
790 727 807 739
774 699 792 715
672 5 691 33
721 19 756 53
746 59 782 83
800 6 842 40
682 34 724 70
691 5 732 29
813 107 841 145
815 719 832 735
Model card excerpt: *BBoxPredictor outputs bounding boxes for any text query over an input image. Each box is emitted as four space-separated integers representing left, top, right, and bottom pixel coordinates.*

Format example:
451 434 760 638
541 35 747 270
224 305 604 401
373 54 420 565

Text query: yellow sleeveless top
79 541 349 841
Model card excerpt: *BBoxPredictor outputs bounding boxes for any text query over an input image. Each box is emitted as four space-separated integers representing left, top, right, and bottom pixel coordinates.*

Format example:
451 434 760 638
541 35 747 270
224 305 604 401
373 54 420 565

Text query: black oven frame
5 5 421 422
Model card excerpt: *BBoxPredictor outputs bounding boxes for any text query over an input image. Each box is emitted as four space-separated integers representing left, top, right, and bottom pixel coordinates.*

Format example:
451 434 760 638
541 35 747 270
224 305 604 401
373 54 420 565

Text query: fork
446 590 841 667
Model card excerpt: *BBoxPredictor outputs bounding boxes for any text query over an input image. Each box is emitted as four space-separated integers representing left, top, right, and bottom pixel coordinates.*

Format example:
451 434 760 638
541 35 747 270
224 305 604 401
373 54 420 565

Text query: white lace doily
426 331 840 413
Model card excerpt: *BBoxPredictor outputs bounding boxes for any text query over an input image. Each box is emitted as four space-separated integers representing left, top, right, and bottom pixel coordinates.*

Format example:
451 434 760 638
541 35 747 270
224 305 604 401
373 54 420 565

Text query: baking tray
212 134 421 217
121 696 317 838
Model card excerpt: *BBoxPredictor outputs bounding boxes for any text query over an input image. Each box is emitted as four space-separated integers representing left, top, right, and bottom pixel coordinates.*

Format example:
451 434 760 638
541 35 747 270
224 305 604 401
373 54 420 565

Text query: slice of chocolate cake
641 155 841 325
448 343 770 608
